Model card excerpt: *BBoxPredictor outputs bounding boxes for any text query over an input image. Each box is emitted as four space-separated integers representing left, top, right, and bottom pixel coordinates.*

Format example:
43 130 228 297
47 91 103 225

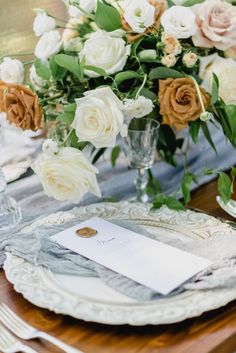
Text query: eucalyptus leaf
115 71 141 84
111 145 121 167
95 0 122 31
35 58 51 80
201 122 217 153
55 54 81 80
189 120 200 144
149 67 183 80
57 103 76 124
50 56 67 80
211 73 219 104
82 65 108 77
92 147 107 164
218 172 232 204
184 0 205 6
181 174 193 204
153 194 185 211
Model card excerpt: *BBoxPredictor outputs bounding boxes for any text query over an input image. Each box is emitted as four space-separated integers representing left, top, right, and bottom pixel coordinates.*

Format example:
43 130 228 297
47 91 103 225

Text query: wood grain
1 179 236 353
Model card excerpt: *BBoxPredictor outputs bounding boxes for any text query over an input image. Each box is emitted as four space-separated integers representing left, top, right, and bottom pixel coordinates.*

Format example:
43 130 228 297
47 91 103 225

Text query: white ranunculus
29 65 47 92
123 96 154 120
123 0 155 33
79 30 130 77
42 139 59 155
31 146 101 202
72 87 127 148
33 12 56 37
68 0 96 17
199 53 236 105
0 57 24 84
34 30 61 60
161 6 197 39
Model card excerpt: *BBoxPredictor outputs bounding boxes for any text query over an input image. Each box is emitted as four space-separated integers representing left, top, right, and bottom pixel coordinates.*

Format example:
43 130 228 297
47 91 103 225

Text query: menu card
52 217 211 295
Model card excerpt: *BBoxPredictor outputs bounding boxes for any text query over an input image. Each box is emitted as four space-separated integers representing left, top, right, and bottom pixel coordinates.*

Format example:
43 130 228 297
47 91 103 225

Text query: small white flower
79 30 130 77
123 96 154 120
42 139 59 155
200 111 213 122
68 0 96 17
34 30 62 60
72 86 127 148
33 12 56 37
182 52 198 68
161 54 177 67
161 6 197 39
32 146 101 203
0 57 24 84
123 0 155 33
29 65 47 92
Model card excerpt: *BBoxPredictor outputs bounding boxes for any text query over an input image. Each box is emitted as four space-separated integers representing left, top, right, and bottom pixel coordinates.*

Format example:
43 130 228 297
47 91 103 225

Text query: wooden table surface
1 178 236 353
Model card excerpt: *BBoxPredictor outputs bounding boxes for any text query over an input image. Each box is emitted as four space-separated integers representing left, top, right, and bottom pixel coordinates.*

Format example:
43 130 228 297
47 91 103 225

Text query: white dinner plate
4 202 236 326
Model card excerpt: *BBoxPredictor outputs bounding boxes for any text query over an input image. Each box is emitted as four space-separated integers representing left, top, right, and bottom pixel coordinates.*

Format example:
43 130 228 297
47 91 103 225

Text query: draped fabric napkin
2 209 236 301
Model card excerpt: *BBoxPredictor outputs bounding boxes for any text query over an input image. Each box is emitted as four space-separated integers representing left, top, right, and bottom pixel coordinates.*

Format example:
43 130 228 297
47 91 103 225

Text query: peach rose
162 33 182 55
159 77 210 130
192 0 236 51
122 0 167 43
3 84 42 131
224 46 236 60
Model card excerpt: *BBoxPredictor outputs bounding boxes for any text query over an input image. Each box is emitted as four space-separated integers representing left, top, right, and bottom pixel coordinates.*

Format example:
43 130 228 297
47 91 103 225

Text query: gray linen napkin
2 213 236 301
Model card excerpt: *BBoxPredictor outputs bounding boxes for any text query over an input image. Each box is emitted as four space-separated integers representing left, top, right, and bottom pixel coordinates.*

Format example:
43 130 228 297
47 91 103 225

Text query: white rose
123 0 155 33
34 30 62 60
161 6 197 39
68 0 96 17
0 57 24 84
42 139 59 155
182 52 198 68
33 12 56 37
123 96 154 120
161 54 177 67
79 30 130 77
72 87 127 148
31 146 101 202
29 65 47 92
199 53 236 105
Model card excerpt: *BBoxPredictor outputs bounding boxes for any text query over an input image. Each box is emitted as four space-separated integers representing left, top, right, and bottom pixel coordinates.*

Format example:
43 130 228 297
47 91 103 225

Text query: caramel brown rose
4 84 42 131
0 81 7 112
122 0 167 43
159 78 210 130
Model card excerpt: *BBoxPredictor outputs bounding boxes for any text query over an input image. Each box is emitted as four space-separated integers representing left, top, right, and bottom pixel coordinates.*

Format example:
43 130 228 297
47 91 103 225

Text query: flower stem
189 75 205 113
135 74 147 99
61 128 74 147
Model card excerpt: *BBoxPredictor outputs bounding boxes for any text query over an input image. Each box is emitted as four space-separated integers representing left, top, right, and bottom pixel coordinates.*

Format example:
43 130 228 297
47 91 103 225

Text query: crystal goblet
124 118 160 203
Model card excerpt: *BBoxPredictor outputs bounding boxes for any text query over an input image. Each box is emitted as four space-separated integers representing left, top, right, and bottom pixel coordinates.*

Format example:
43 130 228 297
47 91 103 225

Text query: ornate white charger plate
4 201 236 326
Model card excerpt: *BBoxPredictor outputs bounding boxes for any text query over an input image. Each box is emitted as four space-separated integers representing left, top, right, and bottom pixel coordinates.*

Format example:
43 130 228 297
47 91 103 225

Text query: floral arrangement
1 0 236 208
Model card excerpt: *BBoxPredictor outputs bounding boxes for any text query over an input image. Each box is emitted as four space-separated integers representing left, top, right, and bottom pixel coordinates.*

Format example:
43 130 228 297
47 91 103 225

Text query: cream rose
192 0 236 51
199 53 236 105
72 87 127 148
34 30 62 60
161 54 177 67
0 58 24 84
182 52 198 68
161 32 182 55
33 12 56 37
123 0 155 33
31 146 101 202
79 30 130 77
161 6 196 39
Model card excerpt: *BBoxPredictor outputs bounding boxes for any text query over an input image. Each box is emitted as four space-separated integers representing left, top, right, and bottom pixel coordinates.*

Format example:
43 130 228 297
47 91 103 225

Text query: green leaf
211 73 219 104
54 54 81 80
201 122 217 153
57 103 76 124
181 174 193 204
82 65 108 77
111 145 121 168
153 194 185 211
149 67 184 80
50 56 67 80
231 167 236 193
189 120 200 144
95 0 122 31
184 0 205 6
92 148 107 164
68 130 88 150
115 71 141 84
218 172 232 204
34 58 51 80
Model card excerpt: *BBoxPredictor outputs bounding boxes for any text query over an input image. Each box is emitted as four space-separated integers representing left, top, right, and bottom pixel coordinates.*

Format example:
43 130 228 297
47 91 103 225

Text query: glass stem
136 168 149 203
